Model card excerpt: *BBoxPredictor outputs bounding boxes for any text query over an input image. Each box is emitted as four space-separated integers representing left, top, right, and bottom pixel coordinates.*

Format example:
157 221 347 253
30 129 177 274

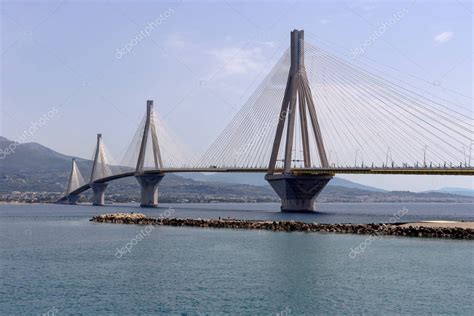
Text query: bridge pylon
90 133 110 206
135 100 164 207
266 30 333 212
63 158 84 204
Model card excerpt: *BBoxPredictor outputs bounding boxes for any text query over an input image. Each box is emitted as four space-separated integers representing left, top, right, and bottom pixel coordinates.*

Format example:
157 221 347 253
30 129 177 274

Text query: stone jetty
90 213 473 240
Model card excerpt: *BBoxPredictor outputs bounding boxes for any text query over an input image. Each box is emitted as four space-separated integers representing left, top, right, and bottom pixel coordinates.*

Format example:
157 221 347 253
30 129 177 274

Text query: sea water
0 203 473 314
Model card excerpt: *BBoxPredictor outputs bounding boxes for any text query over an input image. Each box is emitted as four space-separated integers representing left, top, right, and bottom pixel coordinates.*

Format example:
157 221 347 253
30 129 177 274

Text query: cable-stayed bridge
58 30 473 212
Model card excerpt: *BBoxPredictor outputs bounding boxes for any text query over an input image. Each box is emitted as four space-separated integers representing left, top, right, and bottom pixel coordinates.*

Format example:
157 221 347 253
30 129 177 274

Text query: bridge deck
144 167 474 176
61 167 473 199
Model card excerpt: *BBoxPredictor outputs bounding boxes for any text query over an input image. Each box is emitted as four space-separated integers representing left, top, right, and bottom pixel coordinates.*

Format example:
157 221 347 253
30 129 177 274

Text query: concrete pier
91 182 108 206
135 174 164 207
265 174 333 212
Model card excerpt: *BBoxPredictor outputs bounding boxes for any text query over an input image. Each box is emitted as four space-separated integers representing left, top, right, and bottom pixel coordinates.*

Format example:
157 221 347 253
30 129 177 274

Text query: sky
1 0 472 191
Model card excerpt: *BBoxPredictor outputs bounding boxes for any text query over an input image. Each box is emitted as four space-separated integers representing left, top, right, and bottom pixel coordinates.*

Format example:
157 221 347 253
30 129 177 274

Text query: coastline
90 213 474 240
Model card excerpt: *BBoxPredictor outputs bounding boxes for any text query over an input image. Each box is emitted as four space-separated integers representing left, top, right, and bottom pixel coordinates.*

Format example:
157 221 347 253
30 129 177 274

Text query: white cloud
434 31 454 44
320 19 331 25
209 46 266 75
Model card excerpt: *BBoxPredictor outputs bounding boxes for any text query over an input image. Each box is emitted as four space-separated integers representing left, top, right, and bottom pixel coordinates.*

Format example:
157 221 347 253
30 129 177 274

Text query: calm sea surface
1 203 473 315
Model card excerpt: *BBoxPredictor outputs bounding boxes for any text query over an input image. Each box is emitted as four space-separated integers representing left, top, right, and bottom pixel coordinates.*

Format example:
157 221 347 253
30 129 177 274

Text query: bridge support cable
90 133 114 182
197 50 291 169
306 44 472 136
121 100 194 171
302 43 473 167
308 58 422 165
304 31 472 109
65 158 85 195
63 158 85 204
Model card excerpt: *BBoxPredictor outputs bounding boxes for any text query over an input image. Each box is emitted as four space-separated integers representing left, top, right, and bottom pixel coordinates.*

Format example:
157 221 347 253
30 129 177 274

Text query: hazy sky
1 0 472 191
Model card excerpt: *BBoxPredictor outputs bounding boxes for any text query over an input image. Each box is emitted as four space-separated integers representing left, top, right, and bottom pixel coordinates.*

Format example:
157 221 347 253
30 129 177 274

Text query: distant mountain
0 137 80 172
425 187 474 198
329 177 386 192
0 137 84 192
179 172 386 192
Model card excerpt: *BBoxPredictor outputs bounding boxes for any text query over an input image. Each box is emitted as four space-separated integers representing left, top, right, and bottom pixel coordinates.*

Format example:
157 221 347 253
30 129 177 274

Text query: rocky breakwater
92 213 146 223
90 214 473 240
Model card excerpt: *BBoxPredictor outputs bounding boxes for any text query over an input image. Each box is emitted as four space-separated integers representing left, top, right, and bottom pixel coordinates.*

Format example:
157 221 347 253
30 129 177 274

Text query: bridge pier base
91 182 108 206
265 174 333 212
135 174 164 207
67 194 80 205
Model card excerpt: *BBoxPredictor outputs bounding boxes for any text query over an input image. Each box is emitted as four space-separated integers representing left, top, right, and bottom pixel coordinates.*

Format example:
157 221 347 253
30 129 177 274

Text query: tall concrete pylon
135 100 164 207
90 133 112 182
65 158 83 204
266 30 333 212
136 100 163 173
90 133 109 206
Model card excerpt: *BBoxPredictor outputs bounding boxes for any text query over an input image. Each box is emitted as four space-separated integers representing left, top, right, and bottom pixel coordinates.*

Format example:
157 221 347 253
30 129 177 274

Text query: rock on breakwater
90 213 474 240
